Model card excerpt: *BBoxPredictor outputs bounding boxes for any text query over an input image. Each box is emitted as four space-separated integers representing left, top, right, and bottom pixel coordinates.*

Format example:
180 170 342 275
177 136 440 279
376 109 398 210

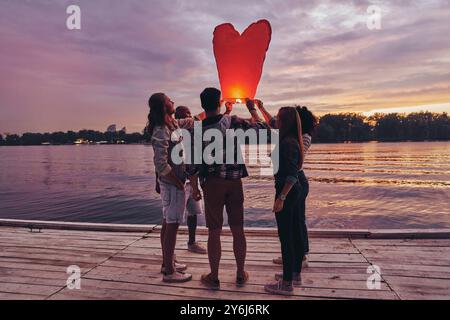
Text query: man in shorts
189 88 269 289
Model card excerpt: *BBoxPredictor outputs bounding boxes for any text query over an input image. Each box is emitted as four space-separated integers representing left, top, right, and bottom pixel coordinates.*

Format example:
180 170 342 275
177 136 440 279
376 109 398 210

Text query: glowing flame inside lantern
213 20 272 102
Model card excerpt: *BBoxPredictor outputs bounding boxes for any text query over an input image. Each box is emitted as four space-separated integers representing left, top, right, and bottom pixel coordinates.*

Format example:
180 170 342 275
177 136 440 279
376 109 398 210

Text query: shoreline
1 218 450 239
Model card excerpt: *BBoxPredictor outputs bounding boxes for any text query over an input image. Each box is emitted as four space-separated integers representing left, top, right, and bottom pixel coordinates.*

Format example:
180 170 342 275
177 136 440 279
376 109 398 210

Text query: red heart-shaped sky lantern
213 19 272 101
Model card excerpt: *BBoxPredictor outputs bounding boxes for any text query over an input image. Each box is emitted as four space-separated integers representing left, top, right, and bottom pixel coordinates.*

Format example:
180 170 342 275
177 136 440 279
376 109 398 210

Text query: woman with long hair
264 106 305 295
256 101 317 268
146 92 204 283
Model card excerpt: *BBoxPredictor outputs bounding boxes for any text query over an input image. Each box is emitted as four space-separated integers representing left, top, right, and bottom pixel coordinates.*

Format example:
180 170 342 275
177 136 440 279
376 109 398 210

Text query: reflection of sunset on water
1 142 449 229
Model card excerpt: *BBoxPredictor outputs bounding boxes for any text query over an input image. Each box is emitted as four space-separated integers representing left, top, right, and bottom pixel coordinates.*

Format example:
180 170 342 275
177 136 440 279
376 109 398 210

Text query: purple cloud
1 0 450 133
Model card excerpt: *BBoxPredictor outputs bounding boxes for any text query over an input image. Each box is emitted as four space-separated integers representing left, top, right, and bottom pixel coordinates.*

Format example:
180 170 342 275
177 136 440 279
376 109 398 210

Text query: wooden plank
0 261 70 273
0 219 157 233
0 226 145 236
0 292 46 300
101 257 370 275
0 251 110 266
131 240 359 254
0 282 60 296
171 226 372 238
0 241 127 251
50 286 182 300
0 237 138 248
0 267 68 279
395 291 450 300
383 275 450 300
382 269 450 280
0 225 449 300
368 229 450 239
112 251 367 267
2 222 450 239
363 254 450 267
0 232 141 243
0 247 114 261
173 226 450 239
122 246 365 263
93 262 373 281
140 232 355 246
86 265 390 291
373 262 450 274
0 276 66 287
0 245 118 256
50 278 302 300
0 227 144 240
353 239 450 247
77 273 395 300
361 249 450 262
0 257 98 270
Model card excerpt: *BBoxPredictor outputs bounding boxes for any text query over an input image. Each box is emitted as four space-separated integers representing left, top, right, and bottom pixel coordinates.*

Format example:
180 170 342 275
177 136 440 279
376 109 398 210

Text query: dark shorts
201 176 244 230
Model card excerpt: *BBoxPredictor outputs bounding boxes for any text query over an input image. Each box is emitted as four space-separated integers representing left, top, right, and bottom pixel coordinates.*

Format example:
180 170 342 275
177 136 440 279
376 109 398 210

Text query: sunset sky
1 0 450 134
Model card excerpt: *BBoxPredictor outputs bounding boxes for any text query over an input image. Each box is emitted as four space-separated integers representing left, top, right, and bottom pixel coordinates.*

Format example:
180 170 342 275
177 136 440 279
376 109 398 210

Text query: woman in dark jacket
264 107 305 296
255 102 317 268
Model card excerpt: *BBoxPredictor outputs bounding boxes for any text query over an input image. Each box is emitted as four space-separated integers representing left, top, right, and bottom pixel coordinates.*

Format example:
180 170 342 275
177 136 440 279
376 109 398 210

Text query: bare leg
230 225 247 277
160 219 167 266
163 223 179 274
187 215 197 245
207 228 222 280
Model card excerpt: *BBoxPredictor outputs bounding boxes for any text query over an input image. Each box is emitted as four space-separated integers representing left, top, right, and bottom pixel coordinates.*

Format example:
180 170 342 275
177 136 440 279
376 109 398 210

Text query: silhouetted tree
125 133 144 144
21 133 44 145
66 131 78 143
5 134 20 145
316 113 372 142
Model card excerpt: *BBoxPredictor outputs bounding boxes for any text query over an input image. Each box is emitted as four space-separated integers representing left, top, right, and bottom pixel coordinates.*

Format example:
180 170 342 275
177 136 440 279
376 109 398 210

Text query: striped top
300 133 312 171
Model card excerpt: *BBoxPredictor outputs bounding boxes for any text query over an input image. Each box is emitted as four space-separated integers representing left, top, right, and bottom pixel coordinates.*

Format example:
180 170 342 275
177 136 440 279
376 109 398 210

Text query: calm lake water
0 142 449 229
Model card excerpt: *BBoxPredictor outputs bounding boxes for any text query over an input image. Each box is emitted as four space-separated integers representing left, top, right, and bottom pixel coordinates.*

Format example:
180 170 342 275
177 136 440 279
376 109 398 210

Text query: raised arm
226 99 270 131
223 101 233 115
193 111 206 121
255 99 276 128
245 98 263 122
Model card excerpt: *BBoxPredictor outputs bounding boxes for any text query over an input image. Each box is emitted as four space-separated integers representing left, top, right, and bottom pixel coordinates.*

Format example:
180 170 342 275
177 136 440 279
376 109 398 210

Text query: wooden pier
0 219 450 300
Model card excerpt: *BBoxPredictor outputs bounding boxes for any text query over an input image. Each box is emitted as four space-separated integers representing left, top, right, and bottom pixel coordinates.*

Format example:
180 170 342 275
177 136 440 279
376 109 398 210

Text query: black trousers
275 182 305 281
298 171 310 254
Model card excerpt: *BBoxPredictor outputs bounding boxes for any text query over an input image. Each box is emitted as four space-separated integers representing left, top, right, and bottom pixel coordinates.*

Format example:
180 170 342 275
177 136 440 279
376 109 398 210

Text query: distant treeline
1 112 449 146
316 112 450 142
0 129 143 146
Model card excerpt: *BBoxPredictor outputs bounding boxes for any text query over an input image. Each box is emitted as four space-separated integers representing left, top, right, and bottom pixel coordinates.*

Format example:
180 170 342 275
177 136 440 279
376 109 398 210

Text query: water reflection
0 142 449 229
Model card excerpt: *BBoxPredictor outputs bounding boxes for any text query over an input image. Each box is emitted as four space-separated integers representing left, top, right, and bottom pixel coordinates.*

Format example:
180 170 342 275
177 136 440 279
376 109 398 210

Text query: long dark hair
145 92 173 140
278 106 304 169
296 106 318 135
